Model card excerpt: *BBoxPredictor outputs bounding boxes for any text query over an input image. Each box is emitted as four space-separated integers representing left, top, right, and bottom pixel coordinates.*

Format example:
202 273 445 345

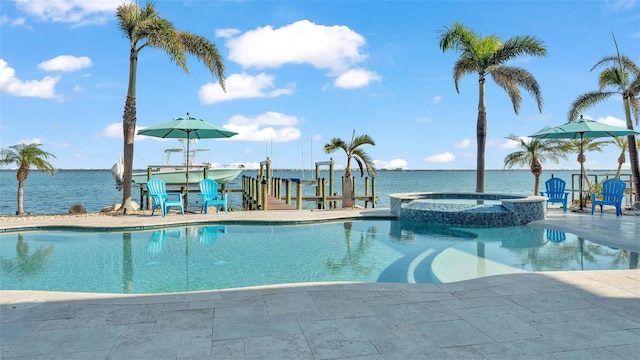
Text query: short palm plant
323 131 376 208
612 136 628 179
0 143 56 215
503 134 569 195
565 138 612 191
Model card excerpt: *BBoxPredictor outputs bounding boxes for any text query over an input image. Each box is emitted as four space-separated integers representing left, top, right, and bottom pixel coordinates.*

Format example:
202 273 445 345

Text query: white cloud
0 15 27 26
215 28 240 38
425 152 455 163
486 138 501 147
604 0 637 12
334 68 381 89
17 138 42 145
433 96 441 104
597 115 627 128
416 116 431 123
374 159 408 170
38 55 92 72
0 59 59 98
99 122 146 141
224 112 302 142
199 73 293 104
454 138 473 149
501 136 530 149
224 20 367 73
14 0 126 25
48 141 70 148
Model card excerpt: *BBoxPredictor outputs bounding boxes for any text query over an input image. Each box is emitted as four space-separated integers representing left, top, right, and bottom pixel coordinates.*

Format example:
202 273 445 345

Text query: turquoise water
0 220 636 294
0 169 627 215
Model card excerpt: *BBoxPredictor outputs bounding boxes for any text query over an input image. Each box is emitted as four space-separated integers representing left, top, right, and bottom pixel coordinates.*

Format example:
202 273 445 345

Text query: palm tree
565 138 611 200
568 52 640 202
438 22 547 193
0 143 56 215
323 130 376 208
612 136 628 179
115 2 226 213
0 234 55 279
503 134 569 195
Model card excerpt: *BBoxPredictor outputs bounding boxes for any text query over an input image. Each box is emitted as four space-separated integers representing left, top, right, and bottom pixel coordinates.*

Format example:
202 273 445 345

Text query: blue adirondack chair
147 230 166 255
199 178 228 214
147 178 184 217
540 178 569 212
591 178 626 216
546 229 566 243
199 225 228 246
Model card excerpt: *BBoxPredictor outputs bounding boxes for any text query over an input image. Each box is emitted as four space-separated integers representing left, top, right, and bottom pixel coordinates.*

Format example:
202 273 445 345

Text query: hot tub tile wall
390 192 546 227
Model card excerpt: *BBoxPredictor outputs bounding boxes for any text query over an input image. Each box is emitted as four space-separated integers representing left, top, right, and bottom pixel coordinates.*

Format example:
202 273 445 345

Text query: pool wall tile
389 192 545 228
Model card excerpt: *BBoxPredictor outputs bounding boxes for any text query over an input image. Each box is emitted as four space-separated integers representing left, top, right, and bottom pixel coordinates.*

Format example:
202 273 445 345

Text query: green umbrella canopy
530 115 639 140
137 113 238 139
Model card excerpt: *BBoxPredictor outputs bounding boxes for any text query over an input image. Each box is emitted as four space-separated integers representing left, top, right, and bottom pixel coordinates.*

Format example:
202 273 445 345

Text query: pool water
0 220 636 294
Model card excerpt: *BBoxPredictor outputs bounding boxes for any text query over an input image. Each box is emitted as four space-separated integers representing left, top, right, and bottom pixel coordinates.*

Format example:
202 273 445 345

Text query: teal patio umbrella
530 115 639 211
137 113 238 208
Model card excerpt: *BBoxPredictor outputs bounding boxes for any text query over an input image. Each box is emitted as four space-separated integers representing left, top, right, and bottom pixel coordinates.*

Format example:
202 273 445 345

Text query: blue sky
1 0 639 171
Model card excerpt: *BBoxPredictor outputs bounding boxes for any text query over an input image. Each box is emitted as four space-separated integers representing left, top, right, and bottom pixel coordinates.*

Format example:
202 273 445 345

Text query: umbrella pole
578 134 586 212
185 132 190 211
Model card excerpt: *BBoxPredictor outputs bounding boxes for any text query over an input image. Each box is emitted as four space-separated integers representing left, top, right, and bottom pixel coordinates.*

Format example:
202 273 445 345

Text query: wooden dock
264 195 295 210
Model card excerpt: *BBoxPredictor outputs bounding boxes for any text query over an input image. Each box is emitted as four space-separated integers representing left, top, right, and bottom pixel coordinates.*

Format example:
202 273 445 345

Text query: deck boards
265 195 295 210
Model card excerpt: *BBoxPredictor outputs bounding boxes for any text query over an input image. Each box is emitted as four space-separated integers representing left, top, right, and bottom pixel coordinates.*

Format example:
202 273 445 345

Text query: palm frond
567 91 616 121
178 32 226 90
491 66 542 114
597 67 627 91
437 22 478 54
352 148 376 176
492 35 546 64
323 138 348 154
591 55 640 76
453 58 477 93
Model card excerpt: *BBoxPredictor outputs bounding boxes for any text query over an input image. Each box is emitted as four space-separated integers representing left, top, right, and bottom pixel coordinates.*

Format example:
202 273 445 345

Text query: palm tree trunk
531 160 542 195
16 166 27 215
533 175 540 195
17 179 24 215
119 48 139 214
476 75 487 193
628 137 640 202
342 174 355 208
615 152 625 179
622 65 640 202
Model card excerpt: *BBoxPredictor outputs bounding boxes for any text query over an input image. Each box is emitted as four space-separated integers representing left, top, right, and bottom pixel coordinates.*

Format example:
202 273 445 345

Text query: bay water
0 169 624 216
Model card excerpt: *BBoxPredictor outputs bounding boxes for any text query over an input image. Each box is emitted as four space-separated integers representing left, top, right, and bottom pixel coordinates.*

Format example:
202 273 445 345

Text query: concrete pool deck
1 208 638 359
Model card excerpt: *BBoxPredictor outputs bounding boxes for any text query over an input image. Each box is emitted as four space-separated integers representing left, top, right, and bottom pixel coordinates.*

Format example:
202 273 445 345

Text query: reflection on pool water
0 220 636 294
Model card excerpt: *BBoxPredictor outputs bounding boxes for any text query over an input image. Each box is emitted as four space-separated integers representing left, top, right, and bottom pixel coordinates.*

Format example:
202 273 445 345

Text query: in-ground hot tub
390 192 546 227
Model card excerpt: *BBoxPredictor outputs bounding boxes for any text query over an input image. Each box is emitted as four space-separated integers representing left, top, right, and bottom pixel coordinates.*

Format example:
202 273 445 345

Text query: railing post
286 179 292 205
320 178 326 209
296 181 302 210
261 179 268 210
315 176 321 209
371 176 376 208
353 177 357 207
364 177 369 208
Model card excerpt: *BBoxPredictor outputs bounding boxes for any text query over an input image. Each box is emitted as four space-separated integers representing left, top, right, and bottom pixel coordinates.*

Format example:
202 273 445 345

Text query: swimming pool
0 220 636 294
